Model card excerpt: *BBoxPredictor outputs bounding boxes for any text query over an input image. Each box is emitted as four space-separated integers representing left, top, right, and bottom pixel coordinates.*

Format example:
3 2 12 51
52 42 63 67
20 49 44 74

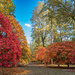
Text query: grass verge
0 67 29 75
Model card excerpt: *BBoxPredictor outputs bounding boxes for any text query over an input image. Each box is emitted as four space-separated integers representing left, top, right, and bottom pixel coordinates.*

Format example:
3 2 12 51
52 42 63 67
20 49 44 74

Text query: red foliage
0 34 3 38
0 13 21 67
70 51 75 63
43 41 75 64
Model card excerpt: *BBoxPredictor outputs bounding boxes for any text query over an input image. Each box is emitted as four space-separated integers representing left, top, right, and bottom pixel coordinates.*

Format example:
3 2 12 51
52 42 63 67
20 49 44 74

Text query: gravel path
18 65 75 75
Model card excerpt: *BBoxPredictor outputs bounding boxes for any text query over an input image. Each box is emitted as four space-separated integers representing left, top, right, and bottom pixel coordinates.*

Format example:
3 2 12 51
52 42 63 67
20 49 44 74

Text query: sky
12 0 40 44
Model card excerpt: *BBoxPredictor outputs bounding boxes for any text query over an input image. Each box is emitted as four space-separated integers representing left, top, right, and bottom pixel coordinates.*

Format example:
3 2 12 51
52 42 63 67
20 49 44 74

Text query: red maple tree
43 41 75 65
0 13 21 67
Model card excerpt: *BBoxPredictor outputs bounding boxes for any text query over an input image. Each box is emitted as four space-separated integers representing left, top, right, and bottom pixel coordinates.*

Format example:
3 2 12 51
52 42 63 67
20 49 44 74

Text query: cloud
25 24 31 27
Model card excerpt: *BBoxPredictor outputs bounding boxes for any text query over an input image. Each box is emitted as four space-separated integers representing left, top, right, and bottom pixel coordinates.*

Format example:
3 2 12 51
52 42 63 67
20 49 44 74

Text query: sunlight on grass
0 68 29 75
70 65 75 67
46 64 75 67
60 65 67 67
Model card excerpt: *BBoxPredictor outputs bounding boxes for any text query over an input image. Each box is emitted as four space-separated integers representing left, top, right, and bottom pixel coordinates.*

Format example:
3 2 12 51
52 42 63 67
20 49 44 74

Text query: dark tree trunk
41 35 46 47
51 17 53 44
42 39 45 47
58 64 60 67
45 62 48 65
41 60 43 63
67 64 69 68
61 38 62 42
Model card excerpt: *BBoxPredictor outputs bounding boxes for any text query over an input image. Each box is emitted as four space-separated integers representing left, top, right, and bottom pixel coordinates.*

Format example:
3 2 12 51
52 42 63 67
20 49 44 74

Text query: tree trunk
51 59 53 64
51 17 53 44
50 17 53 65
41 36 45 47
45 62 48 65
41 60 43 63
42 39 45 47
67 64 69 68
58 64 60 67
59 26 62 42
61 38 62 42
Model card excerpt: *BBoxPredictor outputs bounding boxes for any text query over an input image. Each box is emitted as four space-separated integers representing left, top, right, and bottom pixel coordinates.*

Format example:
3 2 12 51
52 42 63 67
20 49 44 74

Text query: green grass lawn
31 61 75 67
47 64 75 67
58 65 75 67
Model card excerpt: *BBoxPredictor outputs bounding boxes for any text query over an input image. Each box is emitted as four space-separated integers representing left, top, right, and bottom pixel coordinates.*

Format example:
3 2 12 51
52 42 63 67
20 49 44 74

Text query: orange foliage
36 47 46 61
31 46 44 62
0 68 29 75
5 15 31 65
44 41 75 64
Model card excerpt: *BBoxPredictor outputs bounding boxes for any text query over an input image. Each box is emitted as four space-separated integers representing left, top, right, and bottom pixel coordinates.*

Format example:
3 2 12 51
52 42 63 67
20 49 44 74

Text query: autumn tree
43 41 75 67
31 2 50 47
36 47 46 63
5 15 31 65
0 13 21 67
31 46 43 62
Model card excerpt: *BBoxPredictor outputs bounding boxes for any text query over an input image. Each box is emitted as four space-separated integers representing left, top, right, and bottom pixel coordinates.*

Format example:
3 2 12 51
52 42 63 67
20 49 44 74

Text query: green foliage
31 0 75 47
53 38 61 42
72 38 75 41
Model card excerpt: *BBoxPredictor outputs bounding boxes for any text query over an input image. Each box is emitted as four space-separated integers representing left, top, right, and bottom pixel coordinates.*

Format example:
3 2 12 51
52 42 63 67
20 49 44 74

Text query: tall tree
39 0 75 41
31 2 50 47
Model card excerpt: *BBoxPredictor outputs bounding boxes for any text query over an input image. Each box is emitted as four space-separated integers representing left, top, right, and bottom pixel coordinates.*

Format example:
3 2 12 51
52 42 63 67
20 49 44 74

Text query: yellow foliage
0 0 15 16
6 15 31 65
32 46 43 61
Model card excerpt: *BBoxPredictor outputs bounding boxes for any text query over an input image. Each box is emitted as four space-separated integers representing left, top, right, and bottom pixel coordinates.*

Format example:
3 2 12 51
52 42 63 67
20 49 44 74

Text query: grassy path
17 62 75 75
18 66 75 75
